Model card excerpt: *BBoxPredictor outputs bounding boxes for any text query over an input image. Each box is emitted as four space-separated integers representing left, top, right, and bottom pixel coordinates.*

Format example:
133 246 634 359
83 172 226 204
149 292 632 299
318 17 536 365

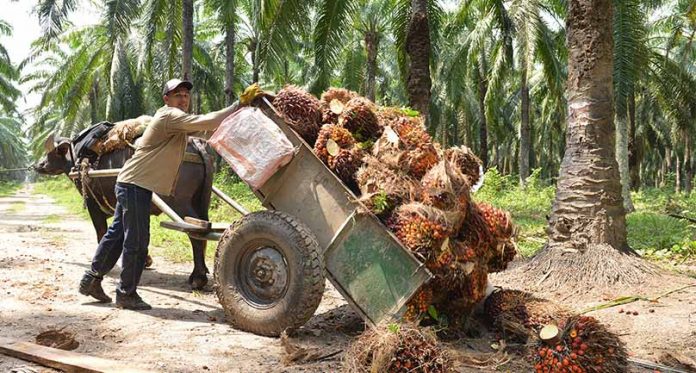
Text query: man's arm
166 102 241 134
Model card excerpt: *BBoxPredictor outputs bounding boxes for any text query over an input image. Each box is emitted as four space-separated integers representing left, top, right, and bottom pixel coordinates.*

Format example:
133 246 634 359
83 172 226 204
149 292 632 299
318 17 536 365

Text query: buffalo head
34 133 73 175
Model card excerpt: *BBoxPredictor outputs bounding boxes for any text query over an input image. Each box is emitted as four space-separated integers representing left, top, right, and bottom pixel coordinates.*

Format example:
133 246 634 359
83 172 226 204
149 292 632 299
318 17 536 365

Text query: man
78 79 264 310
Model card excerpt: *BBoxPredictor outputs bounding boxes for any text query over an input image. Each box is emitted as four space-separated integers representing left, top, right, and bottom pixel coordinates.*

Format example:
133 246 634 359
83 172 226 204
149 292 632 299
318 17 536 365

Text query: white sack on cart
209 107 294 190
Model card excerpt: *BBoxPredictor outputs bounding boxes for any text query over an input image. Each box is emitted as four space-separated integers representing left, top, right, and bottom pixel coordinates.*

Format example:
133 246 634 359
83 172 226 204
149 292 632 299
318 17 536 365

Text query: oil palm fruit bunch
477 202 517 272
445 146 483 187
343 323 452 373
273 85 322 144
375 106 419 127
338 97 382 142
421 159 471 211
356 156 422 219
456 203 496 261
321 87 358 104
320 88 359 125
329 147 364 193
484 289 571 343
403 286 433 321
314 124 356 164
433 266 488 319
390 117 439 179
533 316 628 373
387 203 452 258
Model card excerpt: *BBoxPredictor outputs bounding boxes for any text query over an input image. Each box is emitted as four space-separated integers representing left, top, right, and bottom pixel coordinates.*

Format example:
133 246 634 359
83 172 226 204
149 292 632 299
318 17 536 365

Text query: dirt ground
1 186 695 372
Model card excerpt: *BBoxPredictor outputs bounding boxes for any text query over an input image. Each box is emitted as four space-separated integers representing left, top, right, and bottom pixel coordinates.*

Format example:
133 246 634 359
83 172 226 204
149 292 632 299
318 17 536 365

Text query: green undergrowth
475 168 554 257
33 177 90 220
0 180 21 197
629 189 696 260
476 168 696 261
32 168 695 264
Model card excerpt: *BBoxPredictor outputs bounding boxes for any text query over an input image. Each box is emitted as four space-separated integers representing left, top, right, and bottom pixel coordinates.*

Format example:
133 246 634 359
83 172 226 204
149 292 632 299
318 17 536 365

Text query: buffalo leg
188 238 208 290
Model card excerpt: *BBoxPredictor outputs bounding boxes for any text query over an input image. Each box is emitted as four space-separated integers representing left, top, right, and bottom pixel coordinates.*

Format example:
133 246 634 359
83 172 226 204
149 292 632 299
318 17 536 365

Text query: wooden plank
183 216 212 230
159 220 209 233
0 338 154 373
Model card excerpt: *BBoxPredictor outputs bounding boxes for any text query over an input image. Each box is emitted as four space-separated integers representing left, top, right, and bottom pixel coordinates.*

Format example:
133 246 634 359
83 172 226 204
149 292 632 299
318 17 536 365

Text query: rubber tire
214 211 325 337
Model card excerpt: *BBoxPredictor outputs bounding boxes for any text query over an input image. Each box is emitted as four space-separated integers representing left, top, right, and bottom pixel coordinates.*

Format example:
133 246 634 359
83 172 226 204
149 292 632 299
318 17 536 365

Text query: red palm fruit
273 85 322 144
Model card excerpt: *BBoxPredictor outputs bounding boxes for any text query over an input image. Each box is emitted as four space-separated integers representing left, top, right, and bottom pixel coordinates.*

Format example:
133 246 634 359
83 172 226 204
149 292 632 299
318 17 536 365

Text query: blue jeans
89 182 152 296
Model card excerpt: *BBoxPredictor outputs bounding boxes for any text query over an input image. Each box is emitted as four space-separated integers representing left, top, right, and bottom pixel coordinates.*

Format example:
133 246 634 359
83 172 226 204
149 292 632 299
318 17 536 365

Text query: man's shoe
115 293 152 310
78 273 112 303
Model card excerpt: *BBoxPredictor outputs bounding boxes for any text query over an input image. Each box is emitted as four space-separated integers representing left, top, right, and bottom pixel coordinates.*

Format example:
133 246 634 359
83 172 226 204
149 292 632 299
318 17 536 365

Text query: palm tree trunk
225 24 236 106
364 30 379 102
684 134 692 193
676 151 682 193
250 38 259 83
616 114 634 212
405 0 432 124
628 91 640 189
476 59 488 168
515 0 650 292
519 67 531 185
182 0 194 80
89 80 99 124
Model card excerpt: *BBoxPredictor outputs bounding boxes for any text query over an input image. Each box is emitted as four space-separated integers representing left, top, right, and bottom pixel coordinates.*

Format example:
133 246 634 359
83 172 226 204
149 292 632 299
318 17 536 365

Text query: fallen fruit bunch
272 85 518 322
484 289 572 342
534 315 628 373
343 323 452 373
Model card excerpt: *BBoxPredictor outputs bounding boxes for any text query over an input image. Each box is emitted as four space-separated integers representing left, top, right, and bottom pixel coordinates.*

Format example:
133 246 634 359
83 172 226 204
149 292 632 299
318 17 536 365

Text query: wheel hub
242 246 288 305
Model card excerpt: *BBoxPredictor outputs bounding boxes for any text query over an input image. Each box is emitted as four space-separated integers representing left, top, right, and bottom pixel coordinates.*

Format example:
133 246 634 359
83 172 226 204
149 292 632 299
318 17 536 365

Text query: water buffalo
34 134 214 290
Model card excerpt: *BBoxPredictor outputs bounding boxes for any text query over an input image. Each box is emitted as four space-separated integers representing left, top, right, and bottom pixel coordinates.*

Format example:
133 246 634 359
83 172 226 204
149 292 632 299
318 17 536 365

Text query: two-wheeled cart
73 98 432 337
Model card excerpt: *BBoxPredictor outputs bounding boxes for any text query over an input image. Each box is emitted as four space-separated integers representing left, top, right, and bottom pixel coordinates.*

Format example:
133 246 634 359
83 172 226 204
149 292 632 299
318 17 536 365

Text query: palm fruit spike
476 202 517 273
273 85 322 145
421 159 471 212
533 315 628 373
387 116 439 178
387 203 452 258
314 124 356 165
484 289 571 342
321 87 358 104
403 286 433 321
329 147 363 194
355 155 422 219
338 97 382 142
445 146 483 187
457 203 496 262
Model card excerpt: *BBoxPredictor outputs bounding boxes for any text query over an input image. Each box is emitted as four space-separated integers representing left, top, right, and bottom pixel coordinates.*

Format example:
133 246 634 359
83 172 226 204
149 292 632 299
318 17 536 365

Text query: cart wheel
214 211 325 337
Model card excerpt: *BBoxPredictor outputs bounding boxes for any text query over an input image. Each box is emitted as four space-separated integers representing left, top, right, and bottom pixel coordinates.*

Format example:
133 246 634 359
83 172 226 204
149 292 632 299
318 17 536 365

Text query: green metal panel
324 212 432 326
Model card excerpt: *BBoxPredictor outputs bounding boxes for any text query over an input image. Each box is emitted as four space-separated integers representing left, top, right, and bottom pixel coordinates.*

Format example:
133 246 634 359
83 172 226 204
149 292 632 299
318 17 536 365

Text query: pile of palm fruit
485 289 628 372
533 316 628 373
272 85 517 322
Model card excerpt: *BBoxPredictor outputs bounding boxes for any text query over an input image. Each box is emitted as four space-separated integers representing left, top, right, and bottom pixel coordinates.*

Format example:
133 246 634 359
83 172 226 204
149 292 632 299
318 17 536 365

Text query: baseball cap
162 78 193 96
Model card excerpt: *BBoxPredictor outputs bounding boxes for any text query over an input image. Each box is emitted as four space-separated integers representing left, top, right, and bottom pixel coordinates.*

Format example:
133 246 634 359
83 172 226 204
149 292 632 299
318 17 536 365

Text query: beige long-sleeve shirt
117 103 239 196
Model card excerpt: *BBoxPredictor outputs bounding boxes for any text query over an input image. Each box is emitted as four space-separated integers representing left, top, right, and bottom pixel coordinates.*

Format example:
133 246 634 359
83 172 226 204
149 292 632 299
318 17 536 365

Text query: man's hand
240 83 264 105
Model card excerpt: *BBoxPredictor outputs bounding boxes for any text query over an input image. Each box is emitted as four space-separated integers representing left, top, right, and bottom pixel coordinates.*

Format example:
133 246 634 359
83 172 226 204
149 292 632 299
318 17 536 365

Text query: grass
43 214 62 224
0 180 21 197
475 168 554 257
476 168 696 261
8 201 26 214
33 177 90 220
32 167 696 264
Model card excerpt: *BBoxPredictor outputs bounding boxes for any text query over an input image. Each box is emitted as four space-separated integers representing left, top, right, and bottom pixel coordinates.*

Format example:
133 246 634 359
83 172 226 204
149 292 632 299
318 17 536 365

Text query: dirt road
0 186 358 372
2 186 695 373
